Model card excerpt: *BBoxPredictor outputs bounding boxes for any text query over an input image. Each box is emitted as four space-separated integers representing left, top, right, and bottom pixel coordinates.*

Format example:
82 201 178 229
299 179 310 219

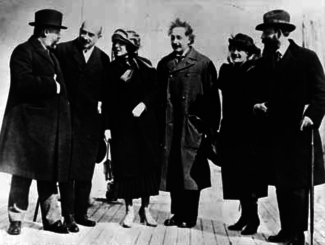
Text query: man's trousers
276 186 309 236
59 180 92 217
8 175 61 228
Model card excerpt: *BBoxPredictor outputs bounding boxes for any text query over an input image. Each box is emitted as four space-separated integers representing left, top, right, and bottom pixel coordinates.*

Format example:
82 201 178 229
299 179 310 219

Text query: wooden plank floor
0 162 324 245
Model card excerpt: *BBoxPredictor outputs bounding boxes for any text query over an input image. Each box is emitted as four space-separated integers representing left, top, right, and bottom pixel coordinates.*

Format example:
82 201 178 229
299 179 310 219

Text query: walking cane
33 198 40 222
310 127 315 245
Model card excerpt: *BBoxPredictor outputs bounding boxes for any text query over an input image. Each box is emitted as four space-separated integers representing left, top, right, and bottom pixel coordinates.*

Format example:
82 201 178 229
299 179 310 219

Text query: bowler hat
228 33 260 55
255 9 295 32
29 9 67 29
111 29 141 50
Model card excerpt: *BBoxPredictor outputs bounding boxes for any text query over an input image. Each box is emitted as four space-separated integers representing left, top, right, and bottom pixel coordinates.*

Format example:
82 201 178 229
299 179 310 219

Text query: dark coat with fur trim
103 57 160 182
0 36 71 182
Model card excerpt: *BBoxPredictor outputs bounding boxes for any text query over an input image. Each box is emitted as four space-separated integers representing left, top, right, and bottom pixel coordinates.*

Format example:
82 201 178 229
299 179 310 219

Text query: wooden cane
33 197 40 222
310 128 314 245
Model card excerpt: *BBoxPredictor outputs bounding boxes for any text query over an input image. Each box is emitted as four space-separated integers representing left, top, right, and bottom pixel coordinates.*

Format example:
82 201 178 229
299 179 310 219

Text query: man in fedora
0 9 71 235
54 20 110 232
253 9 325 245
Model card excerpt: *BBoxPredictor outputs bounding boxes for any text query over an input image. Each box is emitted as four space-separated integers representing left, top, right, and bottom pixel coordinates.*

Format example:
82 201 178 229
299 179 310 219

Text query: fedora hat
29 9 67 29
255 9 295 32
228 33 260 55
111 29 141 50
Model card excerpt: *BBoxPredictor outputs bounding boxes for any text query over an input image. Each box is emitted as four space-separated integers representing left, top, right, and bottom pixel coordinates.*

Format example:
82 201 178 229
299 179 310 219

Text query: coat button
169 75 173 78
181 96 186 100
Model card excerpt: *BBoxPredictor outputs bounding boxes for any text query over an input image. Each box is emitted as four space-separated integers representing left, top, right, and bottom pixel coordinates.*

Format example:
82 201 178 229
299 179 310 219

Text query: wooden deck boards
0 163 324 245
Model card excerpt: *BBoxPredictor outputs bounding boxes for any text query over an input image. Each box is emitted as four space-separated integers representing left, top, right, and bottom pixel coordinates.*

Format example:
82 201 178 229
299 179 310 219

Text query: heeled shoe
139 207 157 227
241 216 260 235
228 215 248 231
122 206 134 228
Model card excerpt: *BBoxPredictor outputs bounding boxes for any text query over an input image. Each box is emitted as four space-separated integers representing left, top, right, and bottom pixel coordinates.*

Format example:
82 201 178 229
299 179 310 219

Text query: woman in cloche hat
103 29 160 228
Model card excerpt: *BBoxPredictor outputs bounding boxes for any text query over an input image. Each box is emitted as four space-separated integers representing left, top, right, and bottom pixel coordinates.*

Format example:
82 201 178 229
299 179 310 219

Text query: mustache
80 38 91 44
172 43 181 48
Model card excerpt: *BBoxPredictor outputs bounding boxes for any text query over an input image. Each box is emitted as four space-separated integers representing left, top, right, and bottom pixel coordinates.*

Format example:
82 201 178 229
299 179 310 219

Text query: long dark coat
0 36 71 182
254 40 325 188
55 39 110 181
103 58 160 182
217 61 268 200
157 47 220 191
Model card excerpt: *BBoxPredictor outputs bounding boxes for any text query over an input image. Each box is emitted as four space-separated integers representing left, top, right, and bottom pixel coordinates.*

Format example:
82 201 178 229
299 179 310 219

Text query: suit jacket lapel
273 44 297 78
84 47 100 71
167 48 197 74
29 36 55 67
72 39 86 71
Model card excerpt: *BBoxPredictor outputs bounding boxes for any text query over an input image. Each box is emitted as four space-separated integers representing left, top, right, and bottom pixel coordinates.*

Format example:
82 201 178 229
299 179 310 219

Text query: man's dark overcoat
255 40 325 188
217 60 268 200
157 47 220 191
0 36 71 182
55 39 110 181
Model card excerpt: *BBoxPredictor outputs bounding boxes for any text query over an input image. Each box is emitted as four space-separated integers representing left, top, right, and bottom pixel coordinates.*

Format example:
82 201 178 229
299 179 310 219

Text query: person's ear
41 29 48 38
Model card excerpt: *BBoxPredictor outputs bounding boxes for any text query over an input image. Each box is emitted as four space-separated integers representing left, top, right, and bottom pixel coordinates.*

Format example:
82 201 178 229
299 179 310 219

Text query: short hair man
157 18 221 228
0 9 71 235
54 20 110 232
253 10 325 245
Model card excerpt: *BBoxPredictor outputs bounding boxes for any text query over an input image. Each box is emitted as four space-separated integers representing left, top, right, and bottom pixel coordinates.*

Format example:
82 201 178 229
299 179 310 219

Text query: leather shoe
75 215 96 227
177 220 196 228
268 230 291 243
43 220 69 234
7 221 21 235
164 215 180 226
63 214 79 233
106 191 118 202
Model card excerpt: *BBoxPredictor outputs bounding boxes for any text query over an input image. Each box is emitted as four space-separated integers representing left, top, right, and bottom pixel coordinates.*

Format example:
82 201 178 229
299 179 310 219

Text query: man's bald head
79 20 103 50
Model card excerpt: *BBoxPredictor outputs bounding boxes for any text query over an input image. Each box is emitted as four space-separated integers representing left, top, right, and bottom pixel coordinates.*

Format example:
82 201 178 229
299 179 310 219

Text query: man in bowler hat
54 20 110 232
0 9 71 235
253 9 325 245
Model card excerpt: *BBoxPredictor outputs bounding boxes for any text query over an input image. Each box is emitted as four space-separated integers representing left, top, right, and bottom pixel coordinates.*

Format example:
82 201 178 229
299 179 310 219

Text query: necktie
175 55 184 64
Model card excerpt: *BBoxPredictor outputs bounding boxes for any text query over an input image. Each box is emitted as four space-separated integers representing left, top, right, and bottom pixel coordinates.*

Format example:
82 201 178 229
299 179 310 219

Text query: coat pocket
184 114 203 149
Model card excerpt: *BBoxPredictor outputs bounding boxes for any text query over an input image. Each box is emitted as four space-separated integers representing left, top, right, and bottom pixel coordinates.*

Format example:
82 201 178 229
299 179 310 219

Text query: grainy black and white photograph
0 0 325 244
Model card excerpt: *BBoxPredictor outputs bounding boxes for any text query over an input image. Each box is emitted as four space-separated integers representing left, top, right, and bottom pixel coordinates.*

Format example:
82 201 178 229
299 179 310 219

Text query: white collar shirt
83 46 95 63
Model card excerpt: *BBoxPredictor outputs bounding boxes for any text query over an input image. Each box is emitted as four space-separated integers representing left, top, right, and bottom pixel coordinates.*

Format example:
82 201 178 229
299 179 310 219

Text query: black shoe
63 214 79 233
241 216 260 235
177 220 196 228
164 215 180 226
106 191 117 202
7 221 21 235
287 233 305 245
228 216 248 231
268 230 291 243
44 220 69 234
75 215 96 227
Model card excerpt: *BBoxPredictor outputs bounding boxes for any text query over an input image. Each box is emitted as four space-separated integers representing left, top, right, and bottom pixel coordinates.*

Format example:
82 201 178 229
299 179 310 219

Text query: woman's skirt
114 171 160 199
